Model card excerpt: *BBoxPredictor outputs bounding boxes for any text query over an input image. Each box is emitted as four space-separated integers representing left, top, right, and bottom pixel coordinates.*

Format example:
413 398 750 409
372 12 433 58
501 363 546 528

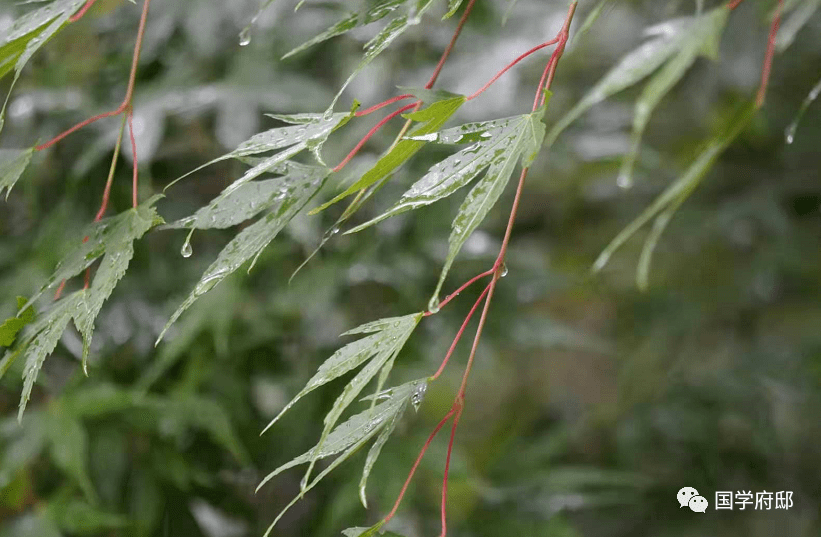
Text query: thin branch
467 38 560 101
69 0 99 22
332 102 419 172
429 282 492 382
127 110 139 208
426 0 478 89
755 0 783 108
356 94 416 117
438 402 462 537
728 0 745 10
35 0 153 151
382 407 458 524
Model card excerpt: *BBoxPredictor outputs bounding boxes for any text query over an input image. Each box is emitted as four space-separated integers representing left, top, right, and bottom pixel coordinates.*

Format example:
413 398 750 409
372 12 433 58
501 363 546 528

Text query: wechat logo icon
678 487 708 513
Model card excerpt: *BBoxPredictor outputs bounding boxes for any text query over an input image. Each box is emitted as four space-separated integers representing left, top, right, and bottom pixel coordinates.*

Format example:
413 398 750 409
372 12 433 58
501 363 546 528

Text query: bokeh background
1 0 820 536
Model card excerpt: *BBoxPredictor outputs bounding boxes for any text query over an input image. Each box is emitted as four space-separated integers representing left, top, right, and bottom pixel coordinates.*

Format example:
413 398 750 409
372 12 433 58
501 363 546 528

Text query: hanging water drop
238 27 252 46
785 123 796 145
616 172 633 189
499 263 508 277
323 225 340 241
180 230 194 258
427 295 440 314
411 382 427 412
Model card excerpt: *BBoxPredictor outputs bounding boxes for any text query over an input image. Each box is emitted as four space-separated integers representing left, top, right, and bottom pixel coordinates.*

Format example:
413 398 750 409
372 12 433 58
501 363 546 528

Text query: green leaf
785 74 821 144
261 314 422 435
1 0 86 133
572 0 615 45
259 380 420 537
157 168 330 344
10 291 85 421
47 494 127 534
22 196 164 311
617 6 730 188
545 10 704 147
432 106 547 301
0 297 35 348
282 0 407 59
358 388 406 507
46 410 96 502
444 0 465 19
327 0 439 110
163 162 330 230
777 0 821 52
342 526 406 537
347 110 548 234
593 101 757 282
165 110 351 191
312 96 466 214
0 148 34 200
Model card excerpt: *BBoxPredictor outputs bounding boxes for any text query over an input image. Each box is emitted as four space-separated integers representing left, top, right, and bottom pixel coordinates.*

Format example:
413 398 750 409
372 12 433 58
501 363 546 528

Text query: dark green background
1 0 820 536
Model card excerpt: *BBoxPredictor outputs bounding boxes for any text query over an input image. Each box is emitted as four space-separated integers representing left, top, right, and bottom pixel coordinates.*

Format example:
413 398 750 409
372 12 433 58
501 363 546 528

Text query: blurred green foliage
1 0 820 536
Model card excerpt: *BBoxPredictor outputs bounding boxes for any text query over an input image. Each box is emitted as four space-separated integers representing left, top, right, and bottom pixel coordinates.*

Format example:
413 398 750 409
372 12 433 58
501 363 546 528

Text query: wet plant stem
383 3 578 535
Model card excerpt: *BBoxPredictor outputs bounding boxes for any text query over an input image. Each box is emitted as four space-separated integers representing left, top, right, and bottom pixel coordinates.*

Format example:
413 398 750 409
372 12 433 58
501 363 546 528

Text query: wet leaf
0 147 34 200
261 314 421 435
312 96 466 213
0 297 35 348
618 6 729 188
328 0 439 110
545 10 701 146
282 0 407 59
1 0 86 132
445 0 465 19
777 0 820 52
259 381 419 537
593 101 757 282
165 110 352 191
347 111 546 234
157 169 329 344
163 162 330 230
432 106 547 301
23 196 163 310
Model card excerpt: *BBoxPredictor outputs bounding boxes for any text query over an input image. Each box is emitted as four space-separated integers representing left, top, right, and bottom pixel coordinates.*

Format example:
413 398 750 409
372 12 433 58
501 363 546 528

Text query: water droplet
180 230 194 258
322 225 340 241
427 295 440 313
238 27 252 46
616 173 633 189
500 263 508 277
410 382 427 412
785 123 796 145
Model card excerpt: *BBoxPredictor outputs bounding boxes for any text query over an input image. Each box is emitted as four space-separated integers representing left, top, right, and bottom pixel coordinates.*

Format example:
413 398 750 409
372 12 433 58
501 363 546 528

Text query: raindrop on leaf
410 382 427 412
785 124 796 145
427 295 440 314
239 27 252 46
180 230 194 258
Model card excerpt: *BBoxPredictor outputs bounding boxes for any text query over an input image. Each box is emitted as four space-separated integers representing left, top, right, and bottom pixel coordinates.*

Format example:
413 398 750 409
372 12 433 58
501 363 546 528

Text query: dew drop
616 172 633 189
238 27 252 46
323 225 340 241
180 230 194 258
785 123 796 145
500 263 509 277
0 116 4 134
427 295 440 314
410 382 427 412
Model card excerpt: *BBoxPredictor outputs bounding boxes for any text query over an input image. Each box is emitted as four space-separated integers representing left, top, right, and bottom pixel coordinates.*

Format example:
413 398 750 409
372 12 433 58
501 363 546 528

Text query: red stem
425 268 493 316
755 0 783 108
332 102 418 172
355 94 416 117
467 38 560 101
35 0 152 152
429 282 492 382
383 406 457 524
69 0 99 22
426 0 478 89
728 0 745 10
438 401 462 537
128 110 139 208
